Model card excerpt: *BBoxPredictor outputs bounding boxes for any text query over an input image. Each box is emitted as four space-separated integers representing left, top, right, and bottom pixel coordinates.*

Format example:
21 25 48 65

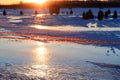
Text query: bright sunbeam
24 0 48 4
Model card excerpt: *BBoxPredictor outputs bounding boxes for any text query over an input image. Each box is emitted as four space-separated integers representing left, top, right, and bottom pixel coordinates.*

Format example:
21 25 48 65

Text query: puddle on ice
0 38 120 79
0 38 120 65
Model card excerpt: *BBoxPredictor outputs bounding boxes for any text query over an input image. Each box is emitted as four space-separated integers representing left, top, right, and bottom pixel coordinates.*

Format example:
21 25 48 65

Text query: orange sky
0 0 50 5
0 0 109 5
0 0 23 4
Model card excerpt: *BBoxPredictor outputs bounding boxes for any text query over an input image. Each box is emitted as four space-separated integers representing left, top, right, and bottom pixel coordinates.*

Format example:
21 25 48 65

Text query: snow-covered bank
1 15 120 45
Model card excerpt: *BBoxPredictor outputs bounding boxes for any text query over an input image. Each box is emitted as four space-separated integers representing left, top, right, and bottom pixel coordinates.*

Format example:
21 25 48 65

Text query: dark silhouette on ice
82 9 94 20
3 9 7 16
113 10 118 18
69 9 73 14
97 10 104 20
20 10 24 15
34 10 38 15
104 11 109 19
107 9 111 14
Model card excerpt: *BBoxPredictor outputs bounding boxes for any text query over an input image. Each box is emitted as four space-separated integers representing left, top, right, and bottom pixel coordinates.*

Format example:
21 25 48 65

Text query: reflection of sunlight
30 64 48 77
32 25 120 31
32 25 87 31
24 64 48 77
29 42 49 77
36 47 46 63
25 65 47 77
33 25 47 29
35 14 45 17
33 42 48 64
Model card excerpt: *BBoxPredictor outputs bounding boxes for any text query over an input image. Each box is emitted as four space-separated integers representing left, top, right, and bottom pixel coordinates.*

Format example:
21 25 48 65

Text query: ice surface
0 8 120 80
0 39 120 80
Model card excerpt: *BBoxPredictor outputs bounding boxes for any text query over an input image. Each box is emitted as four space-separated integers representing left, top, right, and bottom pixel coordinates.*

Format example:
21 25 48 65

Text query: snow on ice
0 8 120 80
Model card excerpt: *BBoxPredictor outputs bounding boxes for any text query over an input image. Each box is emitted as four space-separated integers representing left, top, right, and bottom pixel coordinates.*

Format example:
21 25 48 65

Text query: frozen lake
0 38 120 80
0 8 120 80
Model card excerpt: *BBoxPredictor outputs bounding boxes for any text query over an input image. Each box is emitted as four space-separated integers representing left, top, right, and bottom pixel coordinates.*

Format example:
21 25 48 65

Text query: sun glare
24 0 48 4
33 42 48 64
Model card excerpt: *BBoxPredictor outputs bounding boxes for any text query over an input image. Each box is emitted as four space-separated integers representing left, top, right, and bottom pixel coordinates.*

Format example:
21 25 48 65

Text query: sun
24 0 48 4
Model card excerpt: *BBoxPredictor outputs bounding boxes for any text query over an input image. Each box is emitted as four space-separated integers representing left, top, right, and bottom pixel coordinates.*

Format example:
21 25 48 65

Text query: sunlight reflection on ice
0 39 120 79
32 25 120 31
8 19 22 23
33 25 47 29
22 41 49 77
33 42 48 64
35 14 47 17
26 64 48 77
7 16 23 23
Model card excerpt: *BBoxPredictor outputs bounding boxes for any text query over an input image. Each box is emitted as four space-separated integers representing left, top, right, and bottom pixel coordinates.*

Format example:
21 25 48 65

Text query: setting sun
24 0 48 4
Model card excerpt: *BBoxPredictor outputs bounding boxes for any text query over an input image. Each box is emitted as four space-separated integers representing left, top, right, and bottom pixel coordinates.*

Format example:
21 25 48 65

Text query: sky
0 0 23 4
0 0 49 5
0 0 111 5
